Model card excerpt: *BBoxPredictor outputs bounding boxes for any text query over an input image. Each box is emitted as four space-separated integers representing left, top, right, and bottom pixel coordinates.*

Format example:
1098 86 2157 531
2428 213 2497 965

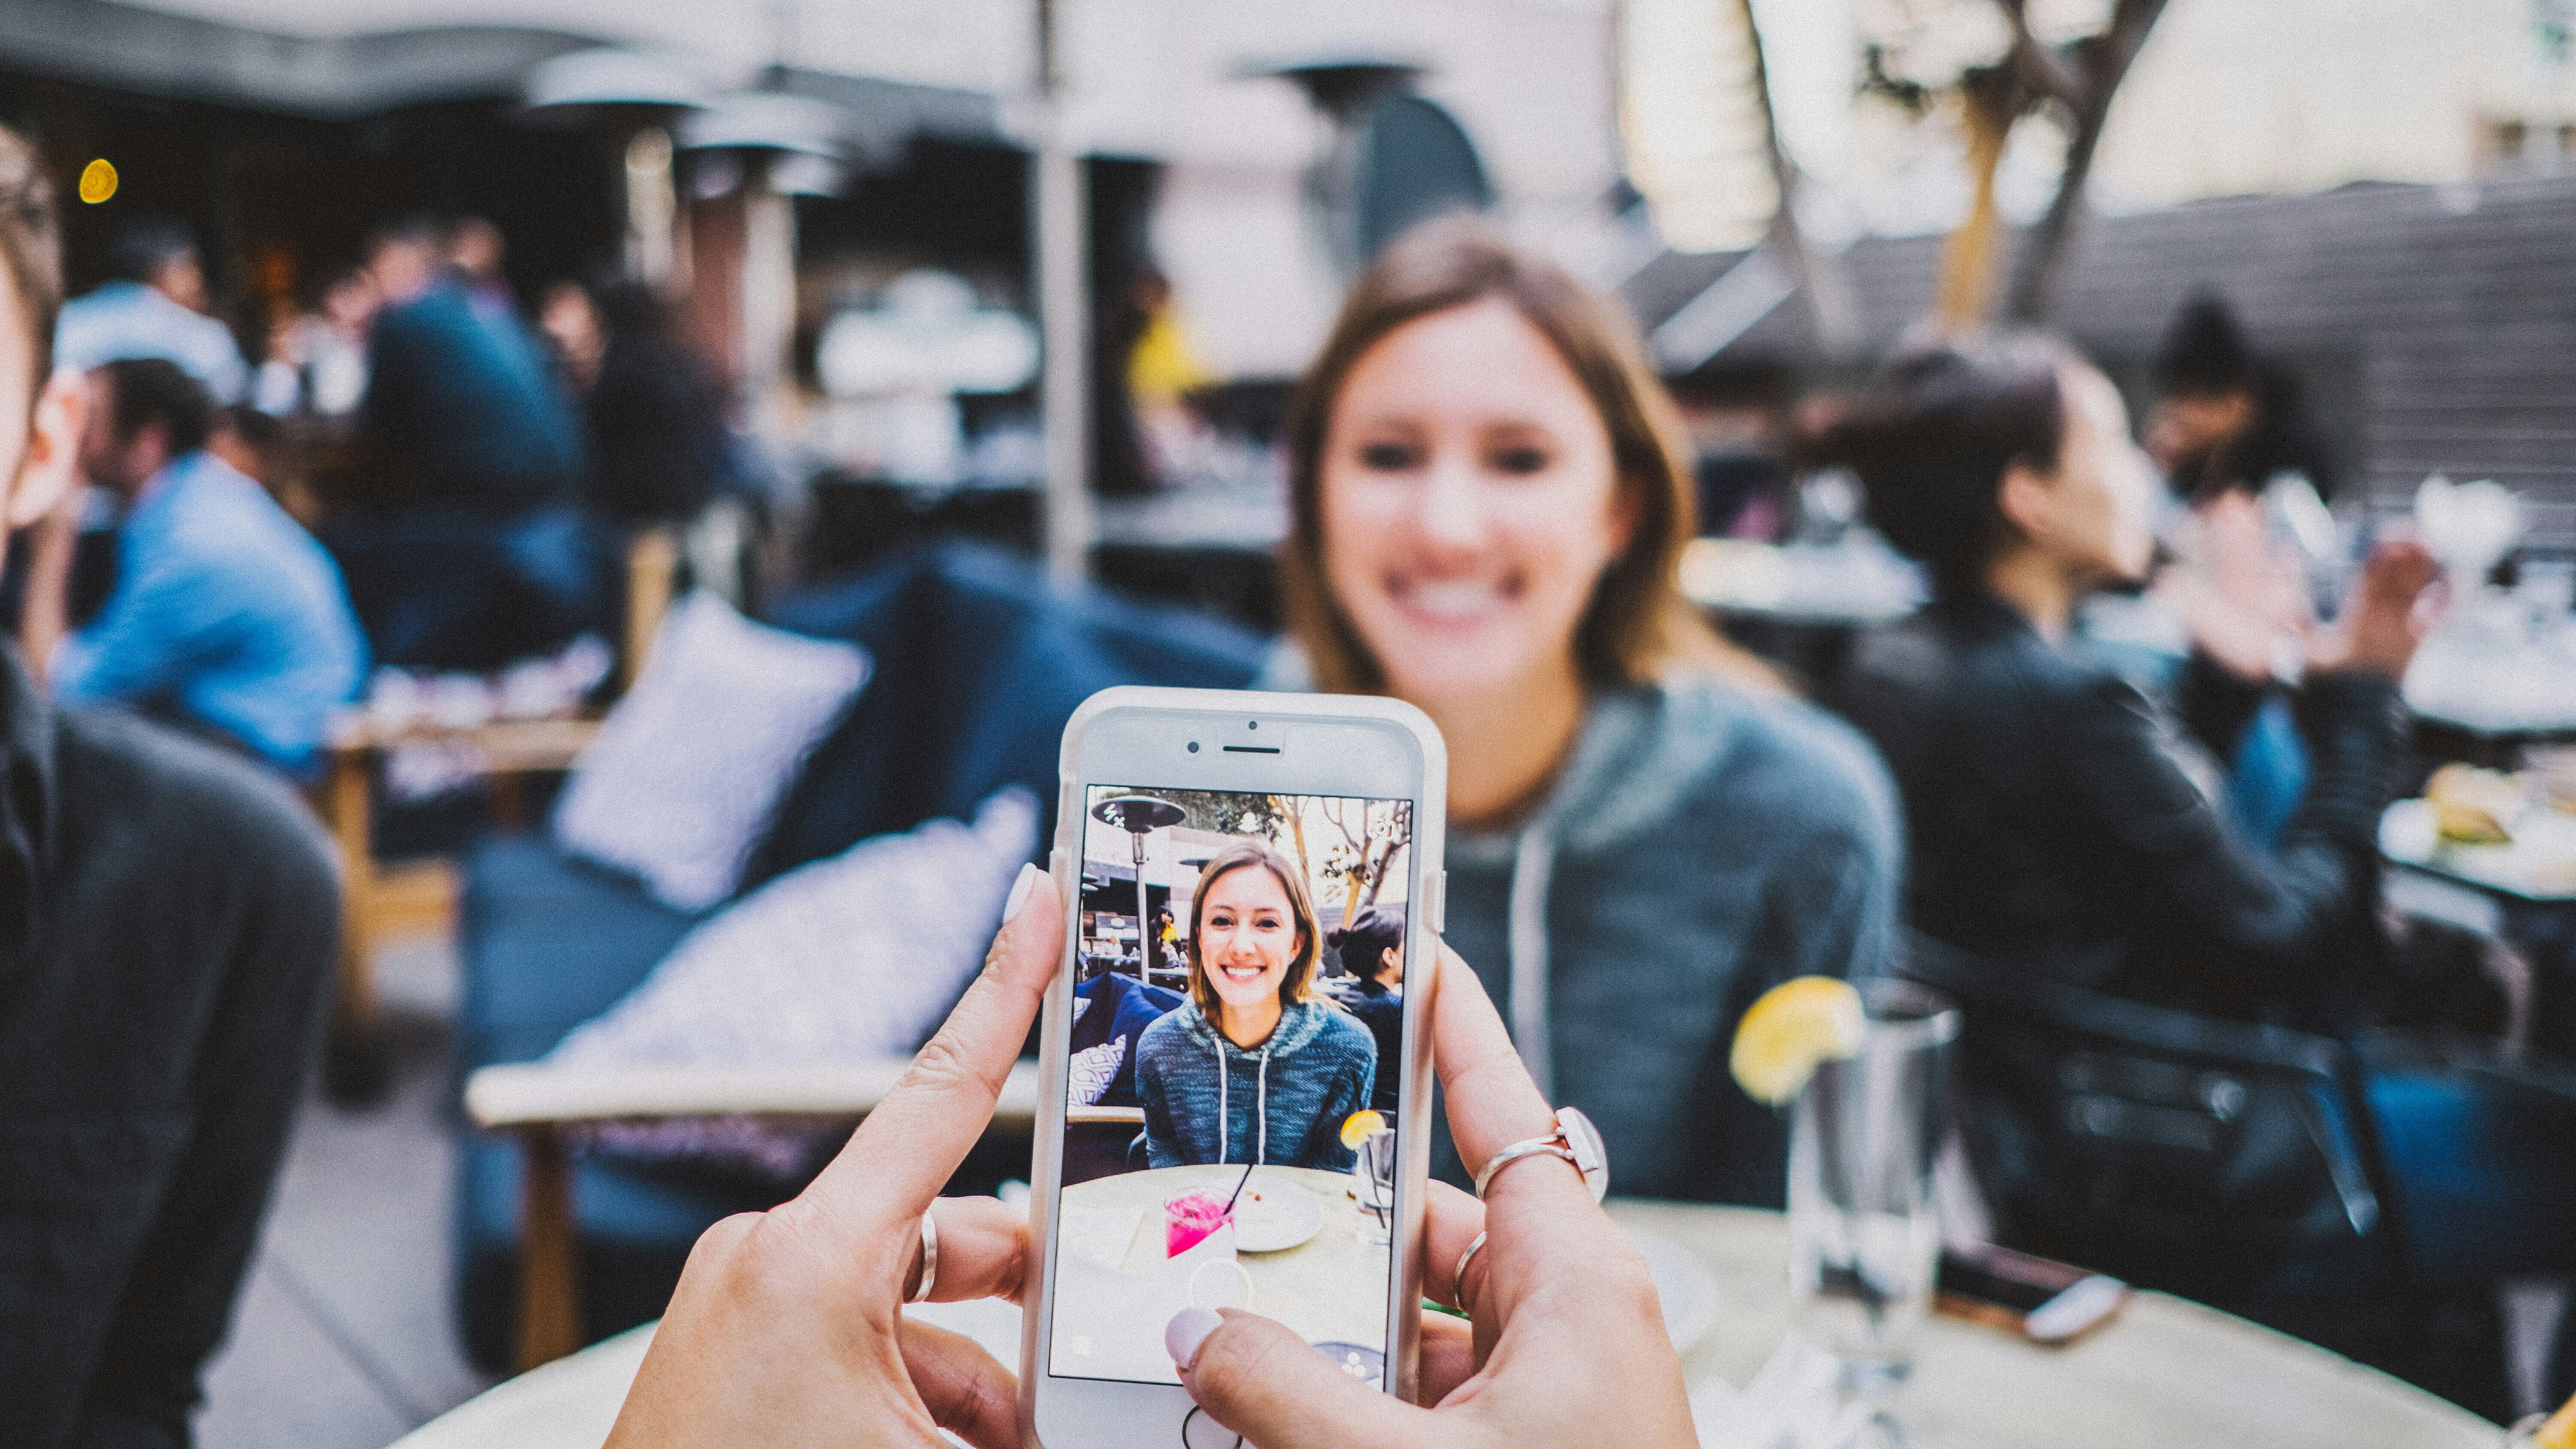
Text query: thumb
1170 1308 1426 1449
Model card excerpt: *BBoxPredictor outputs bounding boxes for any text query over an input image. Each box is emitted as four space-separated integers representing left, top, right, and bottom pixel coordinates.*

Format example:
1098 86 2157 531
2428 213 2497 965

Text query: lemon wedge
2537 1392 2576 1449
1731 976 1866 1106
1340 1109 1388 1149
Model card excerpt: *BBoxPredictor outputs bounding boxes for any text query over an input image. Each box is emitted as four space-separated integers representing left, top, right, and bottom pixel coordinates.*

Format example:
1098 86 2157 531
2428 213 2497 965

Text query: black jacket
1828 590 2408 1023
0 650 338 1449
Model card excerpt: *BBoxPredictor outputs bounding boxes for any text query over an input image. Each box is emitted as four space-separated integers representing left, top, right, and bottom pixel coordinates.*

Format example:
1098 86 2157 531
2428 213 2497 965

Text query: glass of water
1354 1128 1395 1247
1788 979 1959 1402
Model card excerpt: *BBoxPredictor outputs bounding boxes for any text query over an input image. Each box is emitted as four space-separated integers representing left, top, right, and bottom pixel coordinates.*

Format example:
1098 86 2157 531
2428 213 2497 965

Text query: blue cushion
453 547 1265 1371
1071 973 1185 1108
746 542 1266 889
456 835 706 1069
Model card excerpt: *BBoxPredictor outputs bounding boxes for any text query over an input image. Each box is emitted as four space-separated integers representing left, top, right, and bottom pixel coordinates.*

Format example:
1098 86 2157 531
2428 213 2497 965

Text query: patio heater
1091 795 1185 981
519 47 715 287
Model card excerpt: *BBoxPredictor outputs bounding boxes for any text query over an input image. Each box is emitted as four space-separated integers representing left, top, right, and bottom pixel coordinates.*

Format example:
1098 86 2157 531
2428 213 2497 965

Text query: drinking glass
1788 979 1959 1402
1354 1129 1395 1247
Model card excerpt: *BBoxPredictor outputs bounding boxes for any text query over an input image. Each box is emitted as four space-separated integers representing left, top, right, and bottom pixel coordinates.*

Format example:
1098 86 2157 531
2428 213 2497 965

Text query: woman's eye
1489 445 1549 475
1358 441 1419 471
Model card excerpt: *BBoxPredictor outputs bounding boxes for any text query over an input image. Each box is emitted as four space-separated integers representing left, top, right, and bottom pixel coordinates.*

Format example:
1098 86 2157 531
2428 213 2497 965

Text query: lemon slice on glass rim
1730 976 1866 1106
1340 1109 1388 1150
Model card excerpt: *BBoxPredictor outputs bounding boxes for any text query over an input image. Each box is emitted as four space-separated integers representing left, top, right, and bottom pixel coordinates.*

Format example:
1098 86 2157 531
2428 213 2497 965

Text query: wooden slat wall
1631 173 2576 548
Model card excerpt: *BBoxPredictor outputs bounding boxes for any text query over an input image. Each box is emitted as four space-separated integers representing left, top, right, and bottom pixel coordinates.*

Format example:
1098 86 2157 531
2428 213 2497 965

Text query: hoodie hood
1170 996 1336 1061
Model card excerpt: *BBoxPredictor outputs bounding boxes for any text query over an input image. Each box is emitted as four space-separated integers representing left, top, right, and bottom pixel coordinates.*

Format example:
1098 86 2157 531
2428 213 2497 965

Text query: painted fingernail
1002 863 1039 925
1165 1307 1221 1370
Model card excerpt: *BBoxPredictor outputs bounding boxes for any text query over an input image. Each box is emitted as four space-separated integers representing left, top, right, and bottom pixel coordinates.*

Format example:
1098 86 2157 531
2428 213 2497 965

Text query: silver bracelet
1471 1106 1609 1203
906 1205 940 1305
1450 1230 1488 1309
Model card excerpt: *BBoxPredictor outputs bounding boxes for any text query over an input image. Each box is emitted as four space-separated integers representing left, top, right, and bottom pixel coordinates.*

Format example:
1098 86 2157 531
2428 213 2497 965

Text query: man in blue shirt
52 214 249 404
329 215 608 669
38 358 365 773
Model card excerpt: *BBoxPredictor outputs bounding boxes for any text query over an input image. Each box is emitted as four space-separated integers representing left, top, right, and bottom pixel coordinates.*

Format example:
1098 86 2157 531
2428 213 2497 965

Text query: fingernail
1165 1307 1221 1370
1002 863 1039 925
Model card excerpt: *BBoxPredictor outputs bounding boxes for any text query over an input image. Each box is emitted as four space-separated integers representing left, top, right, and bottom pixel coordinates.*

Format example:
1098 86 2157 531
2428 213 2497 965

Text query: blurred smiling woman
1269 219 1900 1203
1135 841 1377 1171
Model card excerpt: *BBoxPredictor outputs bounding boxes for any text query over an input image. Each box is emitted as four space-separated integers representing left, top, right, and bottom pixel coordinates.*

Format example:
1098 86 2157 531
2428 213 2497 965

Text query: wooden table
390 1203 2499 1449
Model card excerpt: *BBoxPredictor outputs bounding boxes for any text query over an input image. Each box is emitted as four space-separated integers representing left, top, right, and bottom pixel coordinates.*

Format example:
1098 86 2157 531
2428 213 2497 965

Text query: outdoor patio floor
197 936 493 1449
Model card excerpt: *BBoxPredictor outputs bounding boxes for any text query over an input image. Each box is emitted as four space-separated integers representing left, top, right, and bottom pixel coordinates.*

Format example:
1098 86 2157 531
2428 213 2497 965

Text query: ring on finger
1450 1230 1486 1311
907 1204 940 1305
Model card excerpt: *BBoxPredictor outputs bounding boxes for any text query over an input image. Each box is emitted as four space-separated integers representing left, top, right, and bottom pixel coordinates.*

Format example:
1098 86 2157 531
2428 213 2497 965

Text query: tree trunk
2002 100 2108 324
2002 0 2173 323
1735 0 1861 356
1935 79 2017 331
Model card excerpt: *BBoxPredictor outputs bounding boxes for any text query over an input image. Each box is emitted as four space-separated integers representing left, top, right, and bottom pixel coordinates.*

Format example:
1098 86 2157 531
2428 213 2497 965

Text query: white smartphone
1021 687 1446 1447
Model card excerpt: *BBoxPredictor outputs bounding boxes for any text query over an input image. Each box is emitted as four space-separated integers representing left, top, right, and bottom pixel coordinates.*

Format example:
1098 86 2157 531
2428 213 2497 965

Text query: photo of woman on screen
1134 841 1378 1171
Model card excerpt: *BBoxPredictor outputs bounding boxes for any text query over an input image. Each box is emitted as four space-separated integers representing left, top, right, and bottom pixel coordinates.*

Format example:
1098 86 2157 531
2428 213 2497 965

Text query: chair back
1898 934 2411 1305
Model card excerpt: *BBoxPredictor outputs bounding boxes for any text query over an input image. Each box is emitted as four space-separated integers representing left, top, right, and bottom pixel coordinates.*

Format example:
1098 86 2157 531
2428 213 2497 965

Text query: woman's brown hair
1185 841 1322 1016
0 125 61 394
1278 215 1753 694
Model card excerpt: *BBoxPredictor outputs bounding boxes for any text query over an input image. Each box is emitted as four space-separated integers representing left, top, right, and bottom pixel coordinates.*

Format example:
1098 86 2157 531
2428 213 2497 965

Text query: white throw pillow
1068 1036 1126 1110
553 592 868 911
549 787 1042 1073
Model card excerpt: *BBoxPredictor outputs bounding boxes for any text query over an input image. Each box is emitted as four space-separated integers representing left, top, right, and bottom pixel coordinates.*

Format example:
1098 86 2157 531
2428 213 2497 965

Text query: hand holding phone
1170 939 1698 1449
601 864 1066 1449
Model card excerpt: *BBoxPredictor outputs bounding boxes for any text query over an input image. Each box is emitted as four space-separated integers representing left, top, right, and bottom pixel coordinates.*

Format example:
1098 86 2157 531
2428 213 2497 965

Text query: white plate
1624 1225 1721 1354
1230 1179 1324 1252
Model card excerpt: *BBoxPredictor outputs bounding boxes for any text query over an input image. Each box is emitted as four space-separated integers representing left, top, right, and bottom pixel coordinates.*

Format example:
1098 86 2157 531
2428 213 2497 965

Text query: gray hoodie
1134 998 1377 1171
1264 654 1902 1204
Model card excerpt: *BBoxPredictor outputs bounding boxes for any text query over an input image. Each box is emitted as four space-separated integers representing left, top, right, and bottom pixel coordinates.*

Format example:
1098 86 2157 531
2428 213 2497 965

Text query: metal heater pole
1035 0 1093 590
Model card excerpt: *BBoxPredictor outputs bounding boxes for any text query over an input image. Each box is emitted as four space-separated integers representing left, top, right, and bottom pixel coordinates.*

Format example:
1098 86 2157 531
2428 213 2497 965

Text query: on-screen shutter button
1181 1406 1242 1449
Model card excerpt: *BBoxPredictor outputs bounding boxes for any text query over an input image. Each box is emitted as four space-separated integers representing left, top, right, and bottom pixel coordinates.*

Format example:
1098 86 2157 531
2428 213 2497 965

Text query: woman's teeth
1404 580 1504 620
1221 964 1264 981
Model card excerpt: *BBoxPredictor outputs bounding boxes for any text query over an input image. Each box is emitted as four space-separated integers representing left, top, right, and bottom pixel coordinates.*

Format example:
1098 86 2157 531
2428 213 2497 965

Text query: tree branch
1987 0 2087 109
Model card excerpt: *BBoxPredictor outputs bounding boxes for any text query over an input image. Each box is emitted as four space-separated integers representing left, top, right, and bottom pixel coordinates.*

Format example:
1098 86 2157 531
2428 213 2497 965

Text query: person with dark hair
1134 842 1377 1171
53 211 248 404
2149 291 2339 504
1827 333 2429 1014
1266 218 1899 1206
328 215 607 669
1328 903 1406 1111
1825 336 2576 1382
543 276 729 524
26 357 365 772
0 122 341 1449
2134 292 2348 848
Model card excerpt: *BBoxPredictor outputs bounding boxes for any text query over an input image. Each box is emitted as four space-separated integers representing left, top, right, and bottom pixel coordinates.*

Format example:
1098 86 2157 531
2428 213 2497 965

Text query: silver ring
1472 1106 1610 1203
907 1205 939 1305
1450 1230 1486 1309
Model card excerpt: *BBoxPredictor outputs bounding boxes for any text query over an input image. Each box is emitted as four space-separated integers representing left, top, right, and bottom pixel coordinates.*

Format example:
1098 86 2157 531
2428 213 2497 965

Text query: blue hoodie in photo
1134 998 1376 1171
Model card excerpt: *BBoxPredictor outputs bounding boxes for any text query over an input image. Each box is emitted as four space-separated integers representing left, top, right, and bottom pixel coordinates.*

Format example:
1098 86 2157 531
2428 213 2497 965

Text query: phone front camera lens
1248 720 1258 730
1188 741 1200 753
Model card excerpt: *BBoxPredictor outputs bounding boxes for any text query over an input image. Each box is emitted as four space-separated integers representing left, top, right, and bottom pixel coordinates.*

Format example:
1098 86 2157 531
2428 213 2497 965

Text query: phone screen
1048 784 1413 1389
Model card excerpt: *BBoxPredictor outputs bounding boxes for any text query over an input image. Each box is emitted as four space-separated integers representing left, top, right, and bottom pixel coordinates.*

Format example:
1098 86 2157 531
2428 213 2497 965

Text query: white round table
391 1202 2501 1449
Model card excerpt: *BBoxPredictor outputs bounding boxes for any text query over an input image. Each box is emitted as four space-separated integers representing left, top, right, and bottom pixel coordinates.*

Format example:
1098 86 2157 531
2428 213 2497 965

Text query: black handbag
1899 935 2402 1304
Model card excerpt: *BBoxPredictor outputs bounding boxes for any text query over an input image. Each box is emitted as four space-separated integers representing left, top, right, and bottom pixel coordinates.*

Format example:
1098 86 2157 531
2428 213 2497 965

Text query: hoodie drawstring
1507 820 1555 1099
1209 1030 1276 1166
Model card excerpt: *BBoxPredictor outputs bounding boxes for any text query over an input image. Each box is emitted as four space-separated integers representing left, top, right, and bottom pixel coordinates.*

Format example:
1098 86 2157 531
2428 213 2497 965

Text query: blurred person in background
444 214 513 314
2129 292 2346 848
331 213 605 669
1825 336 2576 1378
23 357 364 775
0 122 339 1449
252 261 375 421
2148 292 2339 508
1267 219 1901 1206
541 276 728 525
1829 334 2421 1020
1327 902 1406 1112
53 210 249 404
